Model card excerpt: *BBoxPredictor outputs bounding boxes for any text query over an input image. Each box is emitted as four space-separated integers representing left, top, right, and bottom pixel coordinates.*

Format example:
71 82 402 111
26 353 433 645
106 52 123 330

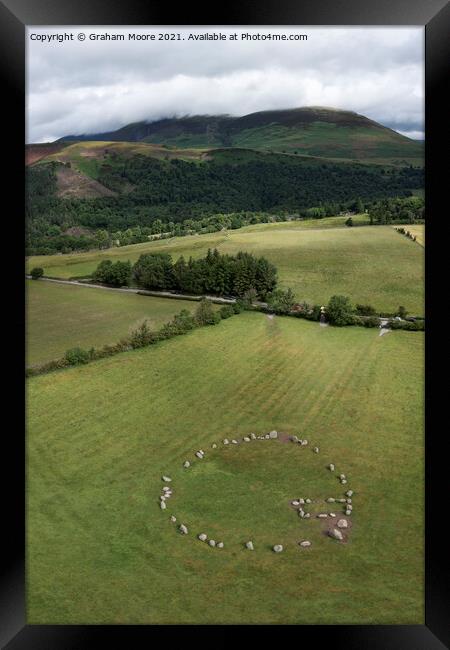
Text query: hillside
26 143 424 255
57 107 424 165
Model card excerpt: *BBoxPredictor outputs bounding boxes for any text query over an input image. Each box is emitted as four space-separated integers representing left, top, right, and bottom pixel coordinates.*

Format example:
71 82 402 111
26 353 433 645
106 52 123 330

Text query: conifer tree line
93 248 278 299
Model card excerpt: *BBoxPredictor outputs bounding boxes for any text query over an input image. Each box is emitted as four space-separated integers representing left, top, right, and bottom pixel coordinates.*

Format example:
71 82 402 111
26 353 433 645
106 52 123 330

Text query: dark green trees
130 249 277 299
326 295 354 326
30 267 44 280
132 253 175 290
266 288 296 314
92 259 132 286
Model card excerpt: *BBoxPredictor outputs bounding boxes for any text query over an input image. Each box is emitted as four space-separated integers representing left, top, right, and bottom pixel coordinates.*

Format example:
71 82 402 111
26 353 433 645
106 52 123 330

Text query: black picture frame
2 0 448 647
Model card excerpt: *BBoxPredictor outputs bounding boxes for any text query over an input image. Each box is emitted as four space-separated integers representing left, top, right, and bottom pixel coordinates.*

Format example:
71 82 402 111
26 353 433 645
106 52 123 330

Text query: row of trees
92 248 278 299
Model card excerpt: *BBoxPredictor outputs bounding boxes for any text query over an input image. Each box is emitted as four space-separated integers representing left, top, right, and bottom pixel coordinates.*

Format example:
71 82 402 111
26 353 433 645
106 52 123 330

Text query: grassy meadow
27 312 424 624
27 220 424 314
26 279 205 366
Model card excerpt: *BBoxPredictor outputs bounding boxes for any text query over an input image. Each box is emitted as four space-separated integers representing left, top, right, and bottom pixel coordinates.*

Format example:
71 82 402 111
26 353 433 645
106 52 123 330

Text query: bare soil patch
55 166 117 199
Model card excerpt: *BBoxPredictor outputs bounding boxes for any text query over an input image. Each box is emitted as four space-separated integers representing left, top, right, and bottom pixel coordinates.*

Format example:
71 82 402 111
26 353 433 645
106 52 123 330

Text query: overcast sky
26 26 424 143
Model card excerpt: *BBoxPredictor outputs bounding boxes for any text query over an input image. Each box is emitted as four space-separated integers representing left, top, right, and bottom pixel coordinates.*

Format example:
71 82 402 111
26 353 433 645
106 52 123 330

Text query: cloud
26 26 424 142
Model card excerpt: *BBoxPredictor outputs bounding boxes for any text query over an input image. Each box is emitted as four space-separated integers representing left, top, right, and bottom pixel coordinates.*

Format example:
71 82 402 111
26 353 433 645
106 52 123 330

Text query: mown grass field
27 312 424 624
27 220 424 314
26 280 202 366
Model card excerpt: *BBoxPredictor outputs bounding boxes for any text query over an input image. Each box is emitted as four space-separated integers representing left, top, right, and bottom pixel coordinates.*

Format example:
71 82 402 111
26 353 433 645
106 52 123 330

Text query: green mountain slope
58 107 423 164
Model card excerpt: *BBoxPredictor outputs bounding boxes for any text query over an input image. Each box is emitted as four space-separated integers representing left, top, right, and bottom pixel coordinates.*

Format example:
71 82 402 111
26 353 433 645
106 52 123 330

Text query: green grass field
27 220 424 314
26 280 203 366
27 312 424 624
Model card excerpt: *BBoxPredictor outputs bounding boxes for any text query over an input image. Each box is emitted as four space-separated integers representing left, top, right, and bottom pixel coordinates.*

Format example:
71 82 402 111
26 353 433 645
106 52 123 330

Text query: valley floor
26 221 425 315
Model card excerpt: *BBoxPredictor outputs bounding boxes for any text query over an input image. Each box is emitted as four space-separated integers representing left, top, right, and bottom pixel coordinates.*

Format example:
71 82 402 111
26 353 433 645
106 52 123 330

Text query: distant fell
57 107 423 164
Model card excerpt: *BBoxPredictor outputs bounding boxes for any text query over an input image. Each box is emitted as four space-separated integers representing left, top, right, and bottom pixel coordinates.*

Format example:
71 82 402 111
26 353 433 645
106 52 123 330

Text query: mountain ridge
54 106 423 163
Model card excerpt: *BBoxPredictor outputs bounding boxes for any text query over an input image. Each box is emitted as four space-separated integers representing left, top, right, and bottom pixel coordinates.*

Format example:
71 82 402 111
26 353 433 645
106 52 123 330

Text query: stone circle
156 430 355 553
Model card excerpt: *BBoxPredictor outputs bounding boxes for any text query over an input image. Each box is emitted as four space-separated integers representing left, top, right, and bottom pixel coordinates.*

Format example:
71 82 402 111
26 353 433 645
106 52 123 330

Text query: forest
26 155 424 255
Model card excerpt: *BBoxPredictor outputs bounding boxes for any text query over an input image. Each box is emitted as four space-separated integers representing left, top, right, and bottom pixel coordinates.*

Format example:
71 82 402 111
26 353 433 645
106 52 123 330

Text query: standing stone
346 498 352 504
170 515 177 522
299 540 311 547
329 512 336 517
246 541 254 550
305 498 312 504
339 474 346 480
162 476 172 482
345 510 352 516
337 519 348 529
160 496 166 501
273 545 283 553
326 498 335 503
195 451 204 459
198 533 207 541
317 513 328 518
292 500 300 506
313 447 319 453
217 542 224 548
250 433 256 440
223 439 229 445
337 498 346 503
209 540 216 547
231 439 238 444
346 504 353 511
299 509 305 518
329 528 344 540
341 479 347 485
291 435 299 442
329 464 335 471
269 430 278 439
212 443 217 449
243 436 251 442
302 440 308 446
160 501 167 510
346 490 354 497
183 461 191 468
179 524 188 535
162 486 171 492
299 498 305 505
265 434 270 439
304 513 311 519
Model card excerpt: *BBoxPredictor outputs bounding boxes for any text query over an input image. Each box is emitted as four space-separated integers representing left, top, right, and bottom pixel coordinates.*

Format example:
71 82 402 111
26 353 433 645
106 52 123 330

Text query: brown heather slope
25 142 72 166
